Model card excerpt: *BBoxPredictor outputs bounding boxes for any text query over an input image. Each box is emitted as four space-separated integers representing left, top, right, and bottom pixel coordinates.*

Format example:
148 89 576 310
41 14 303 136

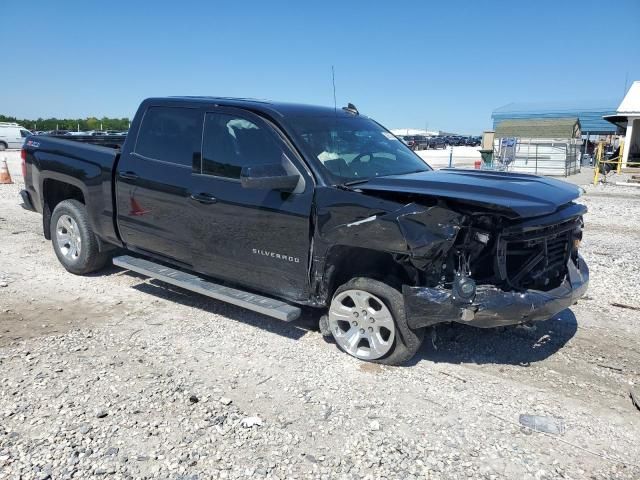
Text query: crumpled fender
319 202 463 267
403 255 589 329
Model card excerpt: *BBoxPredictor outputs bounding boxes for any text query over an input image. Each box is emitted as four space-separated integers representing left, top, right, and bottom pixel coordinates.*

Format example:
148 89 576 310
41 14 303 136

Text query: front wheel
51 199 109 274
328 278 424 365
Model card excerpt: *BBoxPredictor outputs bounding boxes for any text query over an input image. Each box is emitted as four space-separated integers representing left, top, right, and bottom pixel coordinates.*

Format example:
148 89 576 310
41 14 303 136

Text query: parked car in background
415 135 430 150
0 122 32 150
465 136 481 147
86 131 128 136
402 135 429 151
428 136 446 149
401 136 417 150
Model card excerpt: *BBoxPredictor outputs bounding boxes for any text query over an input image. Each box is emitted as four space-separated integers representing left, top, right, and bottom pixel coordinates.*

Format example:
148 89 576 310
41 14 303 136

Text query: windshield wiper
399 168 430 175
337 178 371 189
342 178 371 186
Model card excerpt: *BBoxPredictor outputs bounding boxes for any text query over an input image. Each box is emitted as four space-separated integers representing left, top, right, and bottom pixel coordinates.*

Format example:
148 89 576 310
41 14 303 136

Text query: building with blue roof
492 100 620 135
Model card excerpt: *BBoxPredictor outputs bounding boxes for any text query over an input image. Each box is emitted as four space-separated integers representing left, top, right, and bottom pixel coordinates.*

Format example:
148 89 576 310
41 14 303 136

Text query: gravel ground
1 167 640 479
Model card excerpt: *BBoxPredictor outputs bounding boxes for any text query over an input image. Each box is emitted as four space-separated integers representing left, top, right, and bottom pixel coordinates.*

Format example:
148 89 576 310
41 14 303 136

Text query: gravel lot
1 155 640 479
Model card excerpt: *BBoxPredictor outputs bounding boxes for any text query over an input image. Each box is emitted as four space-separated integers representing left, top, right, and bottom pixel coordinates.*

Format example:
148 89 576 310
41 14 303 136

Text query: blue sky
3 0 639 133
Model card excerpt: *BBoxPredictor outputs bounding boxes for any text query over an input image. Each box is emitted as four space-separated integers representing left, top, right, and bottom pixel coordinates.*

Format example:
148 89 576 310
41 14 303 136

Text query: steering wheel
350 152 374 165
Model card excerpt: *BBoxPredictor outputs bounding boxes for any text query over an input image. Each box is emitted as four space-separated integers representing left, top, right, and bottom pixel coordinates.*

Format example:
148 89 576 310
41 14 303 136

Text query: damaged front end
403 203 589 328
404 255 588 328
313 184 588 329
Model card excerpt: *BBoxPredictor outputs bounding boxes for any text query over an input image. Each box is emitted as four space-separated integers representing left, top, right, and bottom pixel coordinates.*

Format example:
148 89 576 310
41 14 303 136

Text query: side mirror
240 164 300 192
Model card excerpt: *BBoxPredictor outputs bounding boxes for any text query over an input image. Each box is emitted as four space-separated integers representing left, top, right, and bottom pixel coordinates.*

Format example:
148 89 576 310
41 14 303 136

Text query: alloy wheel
328 289 395 360
56 214 82 260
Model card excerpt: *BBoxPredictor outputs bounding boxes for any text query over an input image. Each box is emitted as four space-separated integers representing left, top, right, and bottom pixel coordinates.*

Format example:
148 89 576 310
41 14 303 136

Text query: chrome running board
113 255 301 322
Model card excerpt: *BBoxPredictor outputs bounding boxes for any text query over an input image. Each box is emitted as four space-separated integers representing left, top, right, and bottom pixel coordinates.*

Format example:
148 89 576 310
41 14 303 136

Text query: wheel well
323 246 414 303
42 179 85 240
0 141 7 148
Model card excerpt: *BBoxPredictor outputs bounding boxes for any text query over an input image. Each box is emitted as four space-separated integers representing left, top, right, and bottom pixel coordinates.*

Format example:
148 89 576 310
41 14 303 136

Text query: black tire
0 142 7 151
331 277 424 366
50 199 109 274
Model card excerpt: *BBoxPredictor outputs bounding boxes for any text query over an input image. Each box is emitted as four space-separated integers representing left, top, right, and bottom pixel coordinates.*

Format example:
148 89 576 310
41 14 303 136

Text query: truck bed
46 134 127 149
22 135 123 246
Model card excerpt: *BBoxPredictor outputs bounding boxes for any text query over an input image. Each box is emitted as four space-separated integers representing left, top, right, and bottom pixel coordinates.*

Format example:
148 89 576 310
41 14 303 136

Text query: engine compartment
446 212 584 293
401 198 589 329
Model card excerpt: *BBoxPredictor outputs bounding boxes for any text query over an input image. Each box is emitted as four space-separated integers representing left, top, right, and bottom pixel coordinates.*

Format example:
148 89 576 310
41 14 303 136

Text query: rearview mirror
240 164 300 192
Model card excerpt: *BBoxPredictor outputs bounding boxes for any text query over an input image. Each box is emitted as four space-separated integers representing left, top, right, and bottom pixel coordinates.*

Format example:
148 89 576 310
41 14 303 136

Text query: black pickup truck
20 97 588 365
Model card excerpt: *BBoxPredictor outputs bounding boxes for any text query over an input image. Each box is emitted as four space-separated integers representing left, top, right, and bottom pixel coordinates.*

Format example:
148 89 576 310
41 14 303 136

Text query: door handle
190 193 217 204
119 171 139 180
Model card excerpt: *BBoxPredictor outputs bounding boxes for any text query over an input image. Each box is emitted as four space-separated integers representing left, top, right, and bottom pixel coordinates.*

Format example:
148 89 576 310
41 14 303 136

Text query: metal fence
492 138 582 176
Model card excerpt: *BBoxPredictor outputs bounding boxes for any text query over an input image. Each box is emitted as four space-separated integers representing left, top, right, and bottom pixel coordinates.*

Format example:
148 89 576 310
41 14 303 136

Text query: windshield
290 115 431 183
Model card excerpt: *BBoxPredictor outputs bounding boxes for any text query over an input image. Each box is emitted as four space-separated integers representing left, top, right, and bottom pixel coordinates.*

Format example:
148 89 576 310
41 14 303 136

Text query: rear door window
135 106 203 167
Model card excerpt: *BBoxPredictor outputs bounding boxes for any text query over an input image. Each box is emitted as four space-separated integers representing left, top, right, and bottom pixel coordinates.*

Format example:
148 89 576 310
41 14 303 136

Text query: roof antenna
331 65 337 114
342 103 359 115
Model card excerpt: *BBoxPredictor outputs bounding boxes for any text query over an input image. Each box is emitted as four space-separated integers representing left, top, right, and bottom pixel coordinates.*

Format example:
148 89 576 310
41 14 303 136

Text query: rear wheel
51 199 109 274
0 142 7 151
328 277 424 365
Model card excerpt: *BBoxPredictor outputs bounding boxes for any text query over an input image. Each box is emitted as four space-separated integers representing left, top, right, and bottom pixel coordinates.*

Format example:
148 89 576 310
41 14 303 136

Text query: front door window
201 113 284 178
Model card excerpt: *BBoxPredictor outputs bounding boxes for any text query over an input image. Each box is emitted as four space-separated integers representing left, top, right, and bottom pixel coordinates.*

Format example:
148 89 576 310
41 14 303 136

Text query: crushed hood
357 169 581 219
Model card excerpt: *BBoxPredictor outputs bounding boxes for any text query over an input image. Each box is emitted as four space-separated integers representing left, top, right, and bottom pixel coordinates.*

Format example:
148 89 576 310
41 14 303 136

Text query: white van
0 122 32 150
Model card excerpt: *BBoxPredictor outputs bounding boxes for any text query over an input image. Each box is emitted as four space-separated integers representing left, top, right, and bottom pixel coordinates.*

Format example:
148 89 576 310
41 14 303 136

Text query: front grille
496 219 579 291
547 235 570 269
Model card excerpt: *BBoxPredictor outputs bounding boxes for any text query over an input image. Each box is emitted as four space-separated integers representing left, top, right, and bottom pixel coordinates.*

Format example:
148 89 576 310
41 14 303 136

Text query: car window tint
20 129 31 138
135 106 202 167
202 112 284 179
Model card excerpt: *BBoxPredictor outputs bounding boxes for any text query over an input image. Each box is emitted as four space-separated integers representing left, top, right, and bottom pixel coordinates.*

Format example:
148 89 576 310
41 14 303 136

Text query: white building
605 81 640 168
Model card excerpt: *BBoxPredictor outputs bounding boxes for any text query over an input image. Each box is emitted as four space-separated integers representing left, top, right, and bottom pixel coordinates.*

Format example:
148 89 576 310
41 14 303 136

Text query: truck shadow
129 278 317 341
108 269 578 366
409 309 578 367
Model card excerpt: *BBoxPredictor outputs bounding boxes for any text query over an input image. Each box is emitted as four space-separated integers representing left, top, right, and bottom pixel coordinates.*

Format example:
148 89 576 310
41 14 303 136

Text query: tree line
0 114 130 132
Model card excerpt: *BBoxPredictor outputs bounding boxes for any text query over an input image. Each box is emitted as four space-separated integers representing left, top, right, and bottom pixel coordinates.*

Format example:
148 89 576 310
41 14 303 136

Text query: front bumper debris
403 255 589 329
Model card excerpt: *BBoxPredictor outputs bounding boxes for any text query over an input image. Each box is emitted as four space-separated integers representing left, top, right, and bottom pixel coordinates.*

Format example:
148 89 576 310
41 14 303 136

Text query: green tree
0 114 130 132
86 117 100 131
